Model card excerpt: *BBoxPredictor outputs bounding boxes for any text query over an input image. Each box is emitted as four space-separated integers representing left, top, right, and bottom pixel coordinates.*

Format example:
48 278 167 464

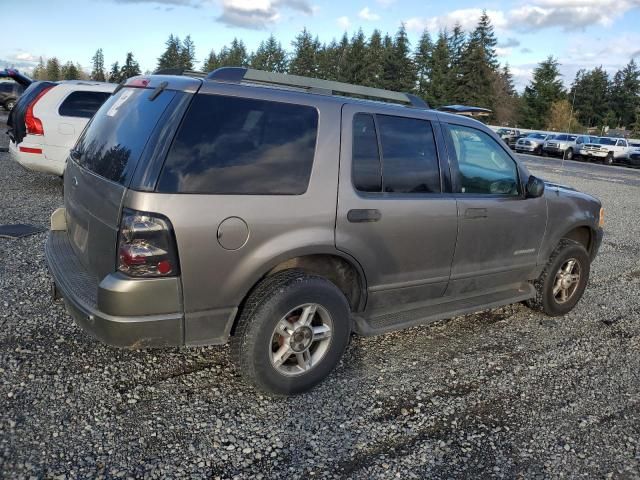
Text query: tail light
117 209 180 277
25 85 54 135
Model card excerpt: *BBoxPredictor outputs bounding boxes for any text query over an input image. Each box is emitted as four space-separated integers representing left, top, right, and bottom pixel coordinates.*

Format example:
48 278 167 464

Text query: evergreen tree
492 66 519 125
501 64 516 96
108 62 121 83
217 38 248 67
61 61 80 80
521 56 565 129
569 66 609 128
381 24 415 92
608 59 640 128
362 29 384 88
428 31 452 107
32 57 46 80
317 40 340 80
203 50 219 72
120 52 141 80
447 22 466 101
468 10 498 69
457 39 494 107
414 29 433 99
45 58 61 81
157 34 182 70
289 28 321 77
343 29 368 85
250 35 287 72
180 35 196 70
91 48 106 81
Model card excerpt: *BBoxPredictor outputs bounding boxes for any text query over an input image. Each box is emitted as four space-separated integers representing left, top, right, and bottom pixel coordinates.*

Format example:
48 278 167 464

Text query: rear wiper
149 81 168 101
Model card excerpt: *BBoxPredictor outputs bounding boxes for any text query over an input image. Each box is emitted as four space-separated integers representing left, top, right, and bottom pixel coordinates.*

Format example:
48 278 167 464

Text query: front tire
231 270 351 395
565 148 574 160
604 153 614 165
527 239 590 316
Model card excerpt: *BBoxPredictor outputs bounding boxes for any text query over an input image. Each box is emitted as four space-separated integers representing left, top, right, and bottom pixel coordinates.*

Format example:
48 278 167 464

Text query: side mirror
526 175 545 198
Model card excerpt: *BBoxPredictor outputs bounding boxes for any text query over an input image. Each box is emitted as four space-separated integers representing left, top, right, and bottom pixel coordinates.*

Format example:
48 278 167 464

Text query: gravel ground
1 113 639 479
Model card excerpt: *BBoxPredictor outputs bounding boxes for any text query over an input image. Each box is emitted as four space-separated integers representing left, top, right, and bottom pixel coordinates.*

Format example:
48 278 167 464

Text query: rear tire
230 270 351 396
526 239 590 316
535 145 543 155
4 99 15 111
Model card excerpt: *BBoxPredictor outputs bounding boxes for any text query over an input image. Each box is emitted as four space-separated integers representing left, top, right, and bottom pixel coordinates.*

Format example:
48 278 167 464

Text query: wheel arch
229 249 368 336
560 225 594 255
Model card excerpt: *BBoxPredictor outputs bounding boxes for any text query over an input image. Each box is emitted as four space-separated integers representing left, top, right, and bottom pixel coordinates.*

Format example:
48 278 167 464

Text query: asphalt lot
1 111 639 479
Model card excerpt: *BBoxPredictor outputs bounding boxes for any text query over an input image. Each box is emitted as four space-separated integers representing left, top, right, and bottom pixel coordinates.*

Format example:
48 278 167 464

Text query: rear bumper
45 228 185 348
9 140 65 176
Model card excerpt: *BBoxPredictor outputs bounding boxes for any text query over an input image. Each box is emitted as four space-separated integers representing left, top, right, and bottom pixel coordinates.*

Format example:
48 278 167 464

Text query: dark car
0 68 32 111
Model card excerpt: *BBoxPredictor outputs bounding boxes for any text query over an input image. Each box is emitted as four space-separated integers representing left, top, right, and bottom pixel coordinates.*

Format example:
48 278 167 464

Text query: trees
108 62 121 83
91 48 106 81
521 56 565 129
250 35 287 73
203 50 219 72
32 57 46 80
157 34 182 70
45 58 61 81
546 99 581 132
608 59 640 128
289 28 320 77
120 52 141 80
427 31 452 107
217 39 249 67
569 66 609 128
414 30 433 100
361 29 384 88
61 61 80 80
180 35 196 70
380 24 415 92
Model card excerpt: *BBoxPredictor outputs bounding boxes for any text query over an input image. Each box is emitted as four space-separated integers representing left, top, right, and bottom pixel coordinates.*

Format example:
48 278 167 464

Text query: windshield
597 137 616 145
497 128 511 134
527 133 547 139
546 135 556 140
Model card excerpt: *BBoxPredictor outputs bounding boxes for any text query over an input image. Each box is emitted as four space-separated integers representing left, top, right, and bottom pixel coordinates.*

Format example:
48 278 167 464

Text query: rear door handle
347 209 382 223
464 208 488 219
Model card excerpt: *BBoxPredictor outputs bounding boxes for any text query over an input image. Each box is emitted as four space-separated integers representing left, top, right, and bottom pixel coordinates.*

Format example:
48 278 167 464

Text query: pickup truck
496 128 522 150
578 137 632 165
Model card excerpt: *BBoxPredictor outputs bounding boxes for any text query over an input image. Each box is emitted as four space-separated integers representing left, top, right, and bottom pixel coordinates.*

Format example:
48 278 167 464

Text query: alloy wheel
553 258 581 304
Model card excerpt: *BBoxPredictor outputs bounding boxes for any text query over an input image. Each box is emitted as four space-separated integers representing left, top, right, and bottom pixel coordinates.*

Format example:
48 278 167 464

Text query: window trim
350 111 444 196
442 121 524 198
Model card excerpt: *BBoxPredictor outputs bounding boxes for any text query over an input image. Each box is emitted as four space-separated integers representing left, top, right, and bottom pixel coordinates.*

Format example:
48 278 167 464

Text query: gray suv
46 68 604 395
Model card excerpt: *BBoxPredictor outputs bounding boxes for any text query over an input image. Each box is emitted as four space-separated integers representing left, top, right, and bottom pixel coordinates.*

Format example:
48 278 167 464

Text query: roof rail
207 67 430 109
154 68 207 78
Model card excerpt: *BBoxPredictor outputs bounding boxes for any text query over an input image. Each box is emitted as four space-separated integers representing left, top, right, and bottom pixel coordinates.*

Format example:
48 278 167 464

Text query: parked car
0 68 32 111
0 81 24 111
7 80 116 176
515 132 551 155
578 137 631 165
542 133 577 159
620 142 640 167
496 127 522 149
45 68 604 395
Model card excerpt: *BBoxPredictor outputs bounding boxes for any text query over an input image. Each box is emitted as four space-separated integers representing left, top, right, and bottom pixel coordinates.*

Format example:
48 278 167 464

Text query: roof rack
154 68 208 78
206 67 430 109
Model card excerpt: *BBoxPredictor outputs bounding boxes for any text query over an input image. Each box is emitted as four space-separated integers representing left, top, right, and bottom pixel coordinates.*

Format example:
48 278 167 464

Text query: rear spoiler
438 105 492 117
153 68 207 79
0 68 32 88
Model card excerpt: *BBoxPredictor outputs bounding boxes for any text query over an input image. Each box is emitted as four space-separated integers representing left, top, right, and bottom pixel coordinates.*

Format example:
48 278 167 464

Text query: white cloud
216 0 313 29
15 52 37 62
336 16 350 29
358 7 380 21
405 9 508 33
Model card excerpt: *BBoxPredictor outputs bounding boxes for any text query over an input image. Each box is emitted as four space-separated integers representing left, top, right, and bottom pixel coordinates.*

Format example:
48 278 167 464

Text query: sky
2 0 640 91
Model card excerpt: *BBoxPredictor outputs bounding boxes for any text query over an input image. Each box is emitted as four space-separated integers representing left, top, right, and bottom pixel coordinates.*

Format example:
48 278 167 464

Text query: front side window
157 94 318 195
448 124 520 196
59 91 112 118
351 113 440 194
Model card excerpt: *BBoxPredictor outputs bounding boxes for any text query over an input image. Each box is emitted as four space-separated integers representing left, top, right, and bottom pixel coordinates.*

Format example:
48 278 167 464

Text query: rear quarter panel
125 84 345 316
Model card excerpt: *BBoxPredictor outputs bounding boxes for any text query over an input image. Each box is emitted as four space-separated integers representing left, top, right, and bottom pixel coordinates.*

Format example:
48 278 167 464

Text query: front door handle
464 208 488 219
347 209 382 223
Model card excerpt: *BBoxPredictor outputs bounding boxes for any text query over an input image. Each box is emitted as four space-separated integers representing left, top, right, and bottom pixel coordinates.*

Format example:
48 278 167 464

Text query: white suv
8 80 116 176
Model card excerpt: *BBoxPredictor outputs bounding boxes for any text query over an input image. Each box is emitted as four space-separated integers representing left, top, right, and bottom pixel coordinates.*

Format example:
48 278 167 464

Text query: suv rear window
58 90 111 118
75 87 177 185
157 94 318 195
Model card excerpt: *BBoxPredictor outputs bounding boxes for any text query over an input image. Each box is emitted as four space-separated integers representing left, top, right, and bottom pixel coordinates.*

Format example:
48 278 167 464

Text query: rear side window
157 94 318 195
59 91 111 118
352 113 440 194
75 87 177 185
